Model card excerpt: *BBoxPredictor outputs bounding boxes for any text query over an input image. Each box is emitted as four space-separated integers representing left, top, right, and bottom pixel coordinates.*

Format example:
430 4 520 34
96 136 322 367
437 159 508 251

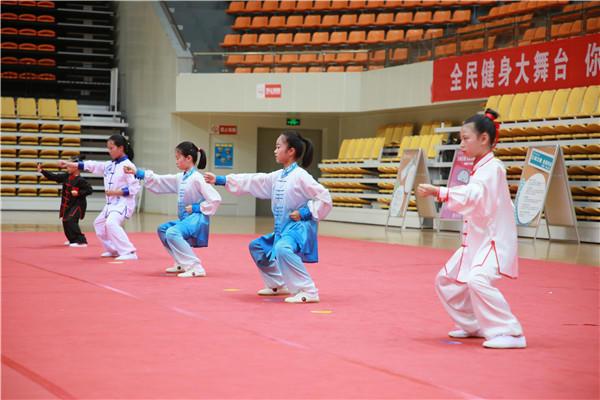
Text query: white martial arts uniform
435 152 523 339
138 168 221 267
80 156 140 256
217 163 332 295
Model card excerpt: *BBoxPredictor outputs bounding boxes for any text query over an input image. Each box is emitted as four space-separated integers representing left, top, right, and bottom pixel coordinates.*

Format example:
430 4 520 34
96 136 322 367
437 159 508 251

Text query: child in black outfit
38 158 93 247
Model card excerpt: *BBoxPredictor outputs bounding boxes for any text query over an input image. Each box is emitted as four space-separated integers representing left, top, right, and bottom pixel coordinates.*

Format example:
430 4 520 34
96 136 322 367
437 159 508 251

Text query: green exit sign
286 118 301 126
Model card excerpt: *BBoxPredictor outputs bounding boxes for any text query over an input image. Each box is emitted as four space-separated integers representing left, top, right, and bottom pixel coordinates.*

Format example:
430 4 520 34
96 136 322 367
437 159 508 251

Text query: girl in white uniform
60 135 140 261
205 131 332 303
124 142 221 277
417 109 526 349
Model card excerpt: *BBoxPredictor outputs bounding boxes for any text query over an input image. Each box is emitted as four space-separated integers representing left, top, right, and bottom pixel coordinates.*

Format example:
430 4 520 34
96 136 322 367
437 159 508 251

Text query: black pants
63 217 87 244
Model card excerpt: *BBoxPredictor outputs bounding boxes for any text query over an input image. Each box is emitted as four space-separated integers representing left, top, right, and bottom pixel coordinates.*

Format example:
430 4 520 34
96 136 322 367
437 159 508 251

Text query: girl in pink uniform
417 109 526 349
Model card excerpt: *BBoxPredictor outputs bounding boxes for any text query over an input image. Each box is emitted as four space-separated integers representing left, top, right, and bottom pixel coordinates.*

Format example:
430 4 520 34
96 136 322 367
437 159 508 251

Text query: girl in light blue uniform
205 131 332 303
125 142 221 277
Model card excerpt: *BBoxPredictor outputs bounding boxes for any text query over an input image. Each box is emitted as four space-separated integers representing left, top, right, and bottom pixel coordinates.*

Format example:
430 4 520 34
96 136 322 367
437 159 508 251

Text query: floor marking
2 354 76 399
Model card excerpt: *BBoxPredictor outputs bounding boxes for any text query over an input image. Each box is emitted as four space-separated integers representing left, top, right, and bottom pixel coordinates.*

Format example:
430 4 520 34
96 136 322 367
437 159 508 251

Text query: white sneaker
115 252 138 261
177 264 206 278
448 329 484 339
64 241 70 246
69 243 88 248
165 265 185 273
284 291 320 304
101 252 118 257
483 335 527 349
257 286 290 296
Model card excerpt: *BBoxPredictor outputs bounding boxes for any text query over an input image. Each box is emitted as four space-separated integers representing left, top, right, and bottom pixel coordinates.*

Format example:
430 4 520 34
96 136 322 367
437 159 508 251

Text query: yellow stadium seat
519 91 542 121
419 123 432 136
398 135 411 154
496 95 514 122
18 161 38 171
419 134 433 153
534 90 556 119
485 95 501 112
408 135 420 149
1 135 17 144
507 93 527 121
39 188 59 197
38 98 61 132
427 134 444 158
562 87 587 118
40 149 59 158
61 137 81 147
58 99 80 121
577 85 599 117
16 98 37 119
18 135 38 145
2 97 16 118
548 88 571 119
1 161 17 170
41 137 60 146
19 149 38 158
1 187 17 196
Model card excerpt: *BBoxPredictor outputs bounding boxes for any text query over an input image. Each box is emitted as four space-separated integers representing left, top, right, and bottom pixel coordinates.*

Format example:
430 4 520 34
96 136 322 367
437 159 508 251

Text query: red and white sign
218 125 237 135
256 83 282 99
432 33 600 102
440 150 475 220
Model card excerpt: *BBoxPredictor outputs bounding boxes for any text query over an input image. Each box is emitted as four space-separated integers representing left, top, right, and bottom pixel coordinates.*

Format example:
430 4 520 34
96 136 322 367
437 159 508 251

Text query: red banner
432 33 600 102
218 125 237 135
264 83 282 98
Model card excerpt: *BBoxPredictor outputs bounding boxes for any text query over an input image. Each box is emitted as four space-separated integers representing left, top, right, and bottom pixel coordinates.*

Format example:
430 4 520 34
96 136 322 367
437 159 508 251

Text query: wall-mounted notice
256 83 282 99
214 143 234 169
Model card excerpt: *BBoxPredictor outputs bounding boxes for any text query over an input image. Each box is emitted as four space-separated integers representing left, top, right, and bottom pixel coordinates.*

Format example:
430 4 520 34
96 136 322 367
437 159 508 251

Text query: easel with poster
437 149 475 228
386 148 436 230
514 145 579 242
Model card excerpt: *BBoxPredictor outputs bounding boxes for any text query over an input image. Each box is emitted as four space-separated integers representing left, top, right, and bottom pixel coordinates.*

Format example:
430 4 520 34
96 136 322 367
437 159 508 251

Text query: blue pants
157 220 200 267
249 235 318 296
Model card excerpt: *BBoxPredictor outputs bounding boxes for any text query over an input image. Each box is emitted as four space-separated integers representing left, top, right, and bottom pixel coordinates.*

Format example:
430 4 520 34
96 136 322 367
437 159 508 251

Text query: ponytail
108 134 134 161
281 130 313 168
175 141 206 169
197 148 207 169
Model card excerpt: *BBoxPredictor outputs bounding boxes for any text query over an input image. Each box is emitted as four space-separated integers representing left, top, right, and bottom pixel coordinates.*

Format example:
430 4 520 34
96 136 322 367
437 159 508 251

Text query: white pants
435 260 523 339
94 206 136 256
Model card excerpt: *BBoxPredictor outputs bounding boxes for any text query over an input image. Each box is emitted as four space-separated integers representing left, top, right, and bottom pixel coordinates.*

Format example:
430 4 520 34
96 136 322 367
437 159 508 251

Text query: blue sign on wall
214 143 233 169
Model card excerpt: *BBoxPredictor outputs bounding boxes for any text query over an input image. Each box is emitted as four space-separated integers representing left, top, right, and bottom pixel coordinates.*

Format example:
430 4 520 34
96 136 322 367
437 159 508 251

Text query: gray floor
1 211 598 266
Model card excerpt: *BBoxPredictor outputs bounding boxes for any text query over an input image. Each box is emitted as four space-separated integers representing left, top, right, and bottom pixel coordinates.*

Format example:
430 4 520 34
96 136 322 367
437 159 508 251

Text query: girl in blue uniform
125 142 221 277
205 131 332 303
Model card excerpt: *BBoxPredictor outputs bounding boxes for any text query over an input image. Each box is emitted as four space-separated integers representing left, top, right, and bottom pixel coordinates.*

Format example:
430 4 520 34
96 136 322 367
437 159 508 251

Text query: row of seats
1 1 55 8
479 0 567 22
0 13 55 22
1 57 56 66
1 160 59 171
1 148 80 158
485 85 600 123
222 27 440 47
519 18 599 46
0 27 56 37
227 48 407 66
495 144 600 161
1 42 56 52
1 72 56 80
434 36 495 57
457 14 532 36
2 97 81 133
227 0 492 15
1 136 81 146
1 187 60 197
231 9 471 30
554 2 600 22
234 65 383 73
2 97 80 121
2 175 71 185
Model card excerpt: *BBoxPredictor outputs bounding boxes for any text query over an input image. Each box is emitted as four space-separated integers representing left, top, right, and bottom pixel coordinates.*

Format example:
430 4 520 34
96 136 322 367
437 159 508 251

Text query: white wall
176 62 435 114
117 2 183 214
